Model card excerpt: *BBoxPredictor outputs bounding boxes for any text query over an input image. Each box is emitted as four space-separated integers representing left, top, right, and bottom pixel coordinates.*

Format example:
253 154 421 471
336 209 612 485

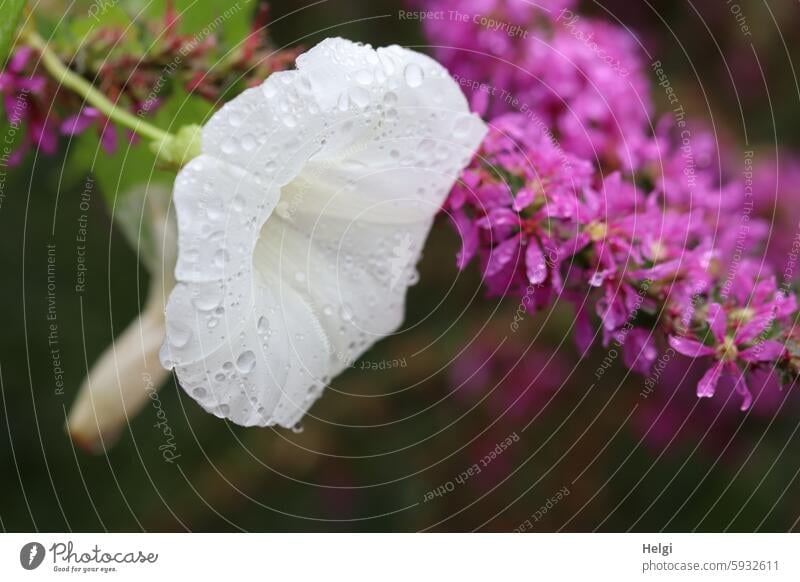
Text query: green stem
23 30 172 144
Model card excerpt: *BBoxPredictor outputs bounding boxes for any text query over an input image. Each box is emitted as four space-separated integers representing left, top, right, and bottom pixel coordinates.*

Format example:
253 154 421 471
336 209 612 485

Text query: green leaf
0 0 26 67
68 88 214 206
127 0 254 53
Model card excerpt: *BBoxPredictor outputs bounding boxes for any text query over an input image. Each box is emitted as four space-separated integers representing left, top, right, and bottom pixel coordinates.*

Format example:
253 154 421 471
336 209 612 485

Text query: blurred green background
2 0 800 532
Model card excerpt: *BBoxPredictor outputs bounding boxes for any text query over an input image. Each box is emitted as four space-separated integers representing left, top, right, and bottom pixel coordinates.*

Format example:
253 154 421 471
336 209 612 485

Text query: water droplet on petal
221 137 237 155
355 69 373 85
241 134 257 151
404 63 424 87
453 114 474 139
167 321 193 348
192 289 223 311
232 195 245 212
236 350 256 374
349 87 370 108
214 249 229 268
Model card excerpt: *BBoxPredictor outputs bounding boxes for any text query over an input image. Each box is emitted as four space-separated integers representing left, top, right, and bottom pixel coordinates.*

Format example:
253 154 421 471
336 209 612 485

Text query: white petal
163 38 487 428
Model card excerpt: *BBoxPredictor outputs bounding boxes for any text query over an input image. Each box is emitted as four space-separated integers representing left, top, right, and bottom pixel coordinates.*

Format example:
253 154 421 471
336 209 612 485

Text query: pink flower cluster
0 2 299 166
417 0 800 408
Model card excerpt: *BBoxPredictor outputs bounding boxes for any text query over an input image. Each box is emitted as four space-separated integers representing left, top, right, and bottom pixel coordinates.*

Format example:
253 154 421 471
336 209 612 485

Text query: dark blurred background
2 0 800 532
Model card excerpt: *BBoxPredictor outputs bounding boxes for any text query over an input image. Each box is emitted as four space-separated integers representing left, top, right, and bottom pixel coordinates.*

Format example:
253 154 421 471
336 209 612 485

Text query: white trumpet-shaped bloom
160 38 487 427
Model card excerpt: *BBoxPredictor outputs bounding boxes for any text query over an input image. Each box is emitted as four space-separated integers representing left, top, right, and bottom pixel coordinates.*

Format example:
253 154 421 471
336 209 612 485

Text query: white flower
160 38 487 428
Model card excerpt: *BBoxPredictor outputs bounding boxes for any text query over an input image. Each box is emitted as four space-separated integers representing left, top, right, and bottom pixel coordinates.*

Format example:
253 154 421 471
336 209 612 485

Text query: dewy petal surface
161 38 487 427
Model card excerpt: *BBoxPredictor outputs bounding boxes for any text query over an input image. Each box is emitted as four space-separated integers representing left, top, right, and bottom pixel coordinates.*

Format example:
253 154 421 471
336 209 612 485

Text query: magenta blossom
668 277 793 410
60 107 118 154
0 47 59 164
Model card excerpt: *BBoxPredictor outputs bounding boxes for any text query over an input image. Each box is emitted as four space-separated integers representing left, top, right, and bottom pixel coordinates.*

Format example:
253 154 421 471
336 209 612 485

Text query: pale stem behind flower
67 284 169 452
67 188 176 452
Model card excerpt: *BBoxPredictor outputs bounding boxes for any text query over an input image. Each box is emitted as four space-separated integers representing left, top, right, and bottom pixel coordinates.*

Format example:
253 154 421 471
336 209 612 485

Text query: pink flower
0 47 59 164
668 285 790 410
60 107 118 154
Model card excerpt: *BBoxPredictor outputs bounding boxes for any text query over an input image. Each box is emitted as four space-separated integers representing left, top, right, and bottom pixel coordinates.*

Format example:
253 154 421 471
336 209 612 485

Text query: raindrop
167 321 193 348
236 350 257 374
349 87 370 108
337 92 350 111
340 304 354 322
241 134 257 151
355 69 373 85
214 249 229 268
453 115 473 139
404 63 424 87
192 289 223 311
221 137 237 155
